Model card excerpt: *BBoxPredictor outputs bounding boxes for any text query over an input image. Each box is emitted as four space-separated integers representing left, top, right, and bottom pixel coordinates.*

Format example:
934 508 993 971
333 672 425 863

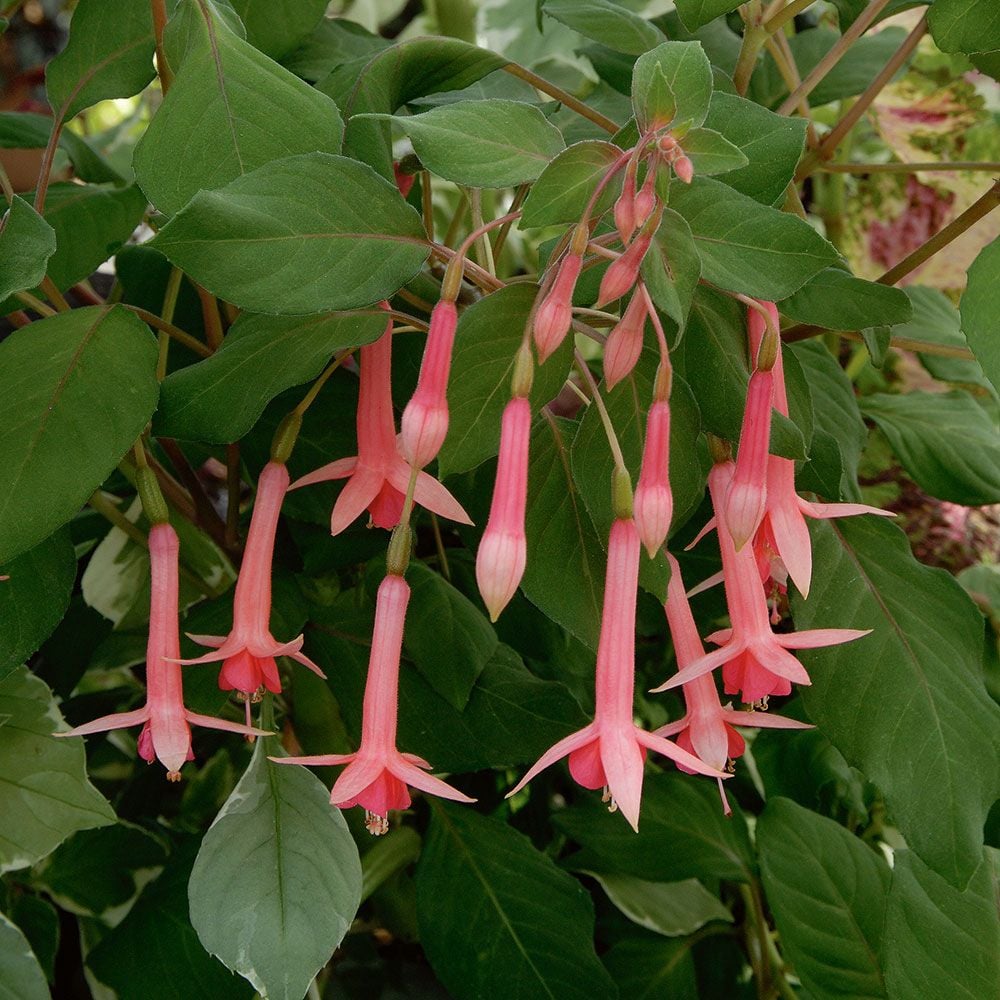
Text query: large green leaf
0 912 49 1000
555 772 755 883
674 0 742 31
0 196 55 302
0 668 115 874
670 177 838 299
520 140 622 228
793 518 1000 886
631 41 714 131
228 0 329 59
782 268 913 331
928 0 1000 55
0 528 75 681
602 937 697 1000
758 798 889 1000
133 0 344 216
45 0 154 120
438 284 574 477
152 152 429 314
156 309 387 443
189 742 363 1000
884 850 1000 999
543 0 666 55
640 207 701 334
367 99 565 188
0 111 122 185
960 237 1000 396
415 803 617 1000
0 306 158 563
860 391 1000 505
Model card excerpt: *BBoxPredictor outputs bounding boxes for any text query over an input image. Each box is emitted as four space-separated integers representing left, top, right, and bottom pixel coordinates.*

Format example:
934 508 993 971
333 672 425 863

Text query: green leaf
86 839 253 1000
802 27 910 107
281 18 389 82
152 152 429 315
156 309 387 443
7 895 58 985
438 284 574 477
0 306 158 563
522 416 606 649
928 0 1000 55
0 196 56 302
758 798 889 1000
0 528 75 681
669 176 839 299
189 742 363 1000
793 517 1000 886
884 850 1000 999
640 208 701 333
0 911 48 1000
543 0 666 55
133 0 344 216
960 236 1000 395
0 667 114 874
583 872 732 937
0 111 122 185
403 562 498 711
860 325 892 368
520 140 622 228
674 0 743 32
554 772 755 883
415 803 617 1000
228 0 329 59
45 0 154 120
703 92 808 205
632 41 714 131
366 99 564 188
679 127 748 175
602 937 697 1000
860 391 1000 505
782 268 913 331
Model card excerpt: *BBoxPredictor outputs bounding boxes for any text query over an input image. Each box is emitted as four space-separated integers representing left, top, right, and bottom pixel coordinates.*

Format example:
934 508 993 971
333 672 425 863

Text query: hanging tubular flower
273 572 474 835
291 318 471 534
508 518 728 832
633 362 673 558
57 523 267 779
653 462 871 704
614 157 638 243
401 299 458 469
597 203 661 308
180 462 325 716
534 248 583 364
603 291 648 391
656 553 810 813
476 396 531 622
632 163 658 228
746 302 891 597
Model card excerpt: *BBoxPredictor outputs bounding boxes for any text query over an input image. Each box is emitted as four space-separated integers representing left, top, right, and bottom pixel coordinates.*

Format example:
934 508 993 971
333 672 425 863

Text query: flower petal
719 709 813 730
54 706 150 739
777 627 871 649
650 643 740 693
330 467 384 535
391 757 476 804
599 726 647 832
637 729 730 778
270 753 357 766
290 456 358 490
405 468 473 525
505 724 598 797
184 709 270 738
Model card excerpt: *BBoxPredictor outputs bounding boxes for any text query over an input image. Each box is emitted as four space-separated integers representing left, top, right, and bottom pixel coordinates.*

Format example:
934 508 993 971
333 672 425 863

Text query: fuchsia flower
274 573 474 835
401 299 458 468
746 302 890 597
603 291 647 390
534 250 583 363
634 390 673 558
508 518 728 831
656 553 810 813
597 229 655 307
654 463 871 704
292 319 471 534
181 462 325 717
58 524 266 779
476 396 531 621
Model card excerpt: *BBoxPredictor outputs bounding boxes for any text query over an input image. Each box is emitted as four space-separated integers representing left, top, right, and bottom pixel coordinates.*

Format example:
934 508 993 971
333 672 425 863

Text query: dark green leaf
758 798 889 1000
156 309 387 443
960 236 1000 395
0 306 158 563
782 268 913 331
189 743 362 1000
281 18 389 82
520 140 622 228
0 196 55 302
543 0 666 55
152 152 429 315
641 208 701 334
415 803 617 1000
631 41 714 131
928 0 1000 55
228 0 329 59
674 0 742 32
861 326 892 368
602 937 697 1000
793 518 1000 886
7 895 58 984
0 111 122 185
0 912 48 1000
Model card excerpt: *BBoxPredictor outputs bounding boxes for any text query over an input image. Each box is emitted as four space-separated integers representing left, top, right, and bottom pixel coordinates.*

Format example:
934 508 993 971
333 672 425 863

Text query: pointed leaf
228 0 329 59
602 938 698 1000
640 206 701 333
0 196 55 302
783 268 913 331
520 140 623 228
928 0 1000 55
632 41 714 131
960 236 1000 396
0 912 49 1000
680 127 748 175
543 0 666 55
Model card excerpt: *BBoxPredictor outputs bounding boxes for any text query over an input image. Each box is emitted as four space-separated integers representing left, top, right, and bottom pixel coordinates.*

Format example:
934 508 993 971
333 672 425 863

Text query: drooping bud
534 224 588 365
393 162 415 198
633 165 658 229
603 291 648 390
633 385 673 558
597 207 661 308
724 368 774 550
401 299 458 468
614 157 639 242
476 397 531 621
674 155 694 185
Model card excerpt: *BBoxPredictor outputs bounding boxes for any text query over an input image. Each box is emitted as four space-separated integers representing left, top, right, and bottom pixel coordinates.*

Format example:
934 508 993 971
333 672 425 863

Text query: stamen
601 786 618 813
364 811 389 836
726 758 736 774
167 770 182 782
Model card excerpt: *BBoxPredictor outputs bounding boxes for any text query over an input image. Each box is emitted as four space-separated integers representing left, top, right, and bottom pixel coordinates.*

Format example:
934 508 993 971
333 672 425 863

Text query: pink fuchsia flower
291 319 471 534
633 366 673 558
603 291 648 390
476 396 531 622
57 523 266 779
534 250 583 364
656 553 810 813
181 462 325 715
507 518 728 831
273 573 474 835
746 302 890 597
401 299 458 469
654 462 871 704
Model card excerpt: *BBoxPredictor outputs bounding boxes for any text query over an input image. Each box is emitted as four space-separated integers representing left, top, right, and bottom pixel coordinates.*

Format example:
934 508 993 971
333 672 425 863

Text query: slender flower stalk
508 517 728 831
633 362 673 558
180 462 325 722
291 319 471 533
654 462 871 703
274 573 474 835
57 524 266 778
603 291 648 390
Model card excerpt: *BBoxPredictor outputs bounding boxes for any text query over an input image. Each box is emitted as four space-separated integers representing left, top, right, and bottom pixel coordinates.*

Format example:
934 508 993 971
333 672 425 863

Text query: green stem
15 291 56 317
820 160 1000 173
733 2 767 96
764 0 817 33
158 266 183 382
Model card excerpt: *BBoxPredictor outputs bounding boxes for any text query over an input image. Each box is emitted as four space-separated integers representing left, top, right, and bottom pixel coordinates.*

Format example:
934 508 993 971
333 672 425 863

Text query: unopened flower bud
724 369 774 550
597 235 650 307
674 155 694 185
534 252 582 363
603 292 648 390
633 167 658 228
634 398 673 558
